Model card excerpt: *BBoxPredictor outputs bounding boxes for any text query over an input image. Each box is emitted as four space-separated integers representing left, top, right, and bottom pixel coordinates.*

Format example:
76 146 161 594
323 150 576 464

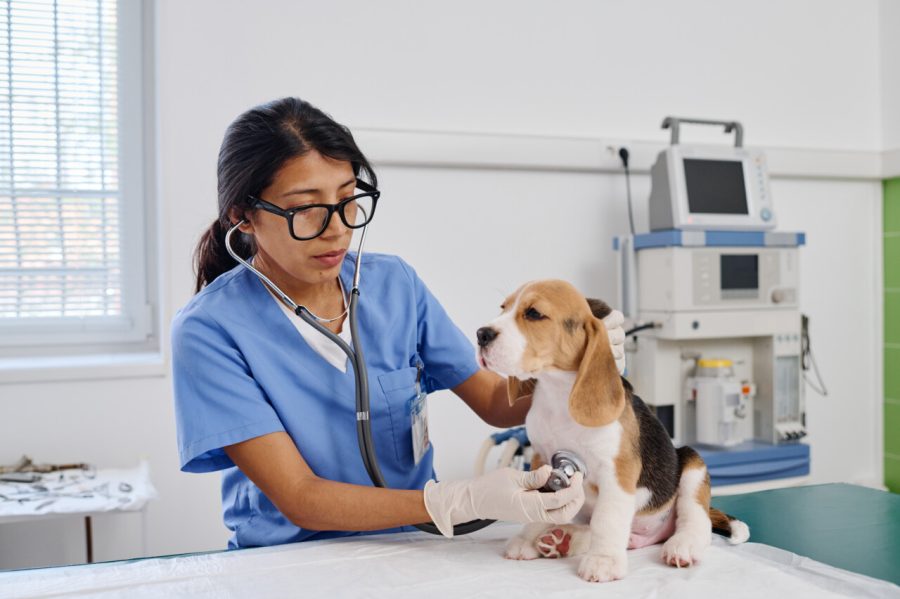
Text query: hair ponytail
193 97 377 292
193 219 254 293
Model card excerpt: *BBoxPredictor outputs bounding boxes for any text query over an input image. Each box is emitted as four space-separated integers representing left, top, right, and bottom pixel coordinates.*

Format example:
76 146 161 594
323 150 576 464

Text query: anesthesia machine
615 117 813 488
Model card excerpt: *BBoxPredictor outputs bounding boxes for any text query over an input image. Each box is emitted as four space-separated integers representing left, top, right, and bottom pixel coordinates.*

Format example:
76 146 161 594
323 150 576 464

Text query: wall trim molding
883 148 900 179
355 128 894 180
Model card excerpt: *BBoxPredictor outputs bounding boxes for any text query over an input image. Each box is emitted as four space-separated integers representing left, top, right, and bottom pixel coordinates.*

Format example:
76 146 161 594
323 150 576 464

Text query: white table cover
1 522 896 598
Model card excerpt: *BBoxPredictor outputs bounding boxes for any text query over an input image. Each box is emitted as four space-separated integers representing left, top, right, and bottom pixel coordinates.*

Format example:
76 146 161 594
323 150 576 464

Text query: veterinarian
172 97 626 549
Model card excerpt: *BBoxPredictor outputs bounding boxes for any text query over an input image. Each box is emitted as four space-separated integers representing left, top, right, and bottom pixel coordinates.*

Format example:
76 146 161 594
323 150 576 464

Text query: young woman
172 97 625 548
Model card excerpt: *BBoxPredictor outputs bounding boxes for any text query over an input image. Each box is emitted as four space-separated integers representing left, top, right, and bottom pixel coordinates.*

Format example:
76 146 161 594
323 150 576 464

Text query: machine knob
771 289 786 303
760 208 772 221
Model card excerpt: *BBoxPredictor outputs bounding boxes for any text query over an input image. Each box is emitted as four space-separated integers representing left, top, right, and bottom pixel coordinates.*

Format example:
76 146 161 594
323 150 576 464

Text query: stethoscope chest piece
541 450 588 492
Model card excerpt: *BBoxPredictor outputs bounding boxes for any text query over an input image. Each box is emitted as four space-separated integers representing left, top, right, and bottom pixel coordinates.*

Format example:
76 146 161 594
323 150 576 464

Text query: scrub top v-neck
171 252 480 548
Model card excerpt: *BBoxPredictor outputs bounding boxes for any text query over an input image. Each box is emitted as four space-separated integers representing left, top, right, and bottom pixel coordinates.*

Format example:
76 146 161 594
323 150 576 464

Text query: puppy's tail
709 508 750 545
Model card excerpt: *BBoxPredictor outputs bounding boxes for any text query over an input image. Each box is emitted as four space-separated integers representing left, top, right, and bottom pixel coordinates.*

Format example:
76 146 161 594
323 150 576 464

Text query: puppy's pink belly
628 508 676 549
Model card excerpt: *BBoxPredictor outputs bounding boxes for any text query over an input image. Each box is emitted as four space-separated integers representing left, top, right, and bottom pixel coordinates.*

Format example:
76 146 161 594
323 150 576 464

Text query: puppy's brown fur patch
614 400 641 493
511 281 596 373
678 447 711 510
709 508 731 530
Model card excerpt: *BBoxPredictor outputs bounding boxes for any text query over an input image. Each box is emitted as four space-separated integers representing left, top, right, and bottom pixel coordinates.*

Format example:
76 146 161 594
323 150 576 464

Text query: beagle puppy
477 280 749 583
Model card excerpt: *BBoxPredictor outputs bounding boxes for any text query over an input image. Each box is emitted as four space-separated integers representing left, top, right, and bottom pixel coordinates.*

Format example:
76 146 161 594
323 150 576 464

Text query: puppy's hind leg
661 446 712 568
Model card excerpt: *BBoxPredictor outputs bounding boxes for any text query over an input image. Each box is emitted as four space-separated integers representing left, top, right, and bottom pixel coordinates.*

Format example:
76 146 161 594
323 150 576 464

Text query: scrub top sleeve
397 258 480 394
172 306 286 473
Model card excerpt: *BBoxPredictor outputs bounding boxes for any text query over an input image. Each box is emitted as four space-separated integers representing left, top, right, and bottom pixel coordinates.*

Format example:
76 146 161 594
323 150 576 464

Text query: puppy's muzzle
476 326 499 348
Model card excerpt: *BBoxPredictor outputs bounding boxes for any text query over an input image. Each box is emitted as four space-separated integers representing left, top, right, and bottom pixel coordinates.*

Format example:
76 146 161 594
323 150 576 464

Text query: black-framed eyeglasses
249 179 380 241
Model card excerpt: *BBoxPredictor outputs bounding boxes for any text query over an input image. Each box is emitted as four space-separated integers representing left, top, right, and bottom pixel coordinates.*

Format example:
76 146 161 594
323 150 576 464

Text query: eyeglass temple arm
355 178 378 193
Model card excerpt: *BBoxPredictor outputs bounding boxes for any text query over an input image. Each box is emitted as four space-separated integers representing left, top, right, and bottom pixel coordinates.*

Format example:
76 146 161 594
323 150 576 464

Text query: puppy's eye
524 307 546 321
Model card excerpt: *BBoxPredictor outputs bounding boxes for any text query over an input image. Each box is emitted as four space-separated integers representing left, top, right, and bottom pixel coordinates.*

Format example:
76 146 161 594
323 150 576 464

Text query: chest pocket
377 366 418 467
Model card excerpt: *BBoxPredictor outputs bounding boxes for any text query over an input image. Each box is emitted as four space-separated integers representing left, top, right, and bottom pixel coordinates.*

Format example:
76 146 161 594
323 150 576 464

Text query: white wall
0 0 889 569
881 0 900 153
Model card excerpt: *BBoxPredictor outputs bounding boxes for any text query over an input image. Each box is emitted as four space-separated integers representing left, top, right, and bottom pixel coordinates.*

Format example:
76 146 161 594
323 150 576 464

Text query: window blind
0 0 121 321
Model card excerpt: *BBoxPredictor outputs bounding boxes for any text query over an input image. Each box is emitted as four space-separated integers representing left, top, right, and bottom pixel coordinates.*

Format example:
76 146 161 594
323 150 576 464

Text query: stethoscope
223 214 493 536
224 211 587 536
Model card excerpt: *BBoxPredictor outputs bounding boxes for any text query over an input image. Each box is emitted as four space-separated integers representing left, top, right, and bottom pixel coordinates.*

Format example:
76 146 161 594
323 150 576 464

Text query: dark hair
193 97 377 292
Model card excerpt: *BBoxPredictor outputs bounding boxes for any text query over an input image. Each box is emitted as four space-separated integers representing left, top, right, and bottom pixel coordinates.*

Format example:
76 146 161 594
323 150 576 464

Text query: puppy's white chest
525 374 621 481
526 399 576 452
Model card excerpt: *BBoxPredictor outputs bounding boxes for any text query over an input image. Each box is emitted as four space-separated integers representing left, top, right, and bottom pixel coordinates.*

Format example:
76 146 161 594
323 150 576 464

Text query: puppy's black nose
477 327 498 348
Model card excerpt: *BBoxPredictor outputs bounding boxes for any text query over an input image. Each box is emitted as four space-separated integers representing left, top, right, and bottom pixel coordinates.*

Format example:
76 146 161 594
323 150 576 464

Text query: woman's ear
507 376 537 406
228 208 254 234
568 317 625 427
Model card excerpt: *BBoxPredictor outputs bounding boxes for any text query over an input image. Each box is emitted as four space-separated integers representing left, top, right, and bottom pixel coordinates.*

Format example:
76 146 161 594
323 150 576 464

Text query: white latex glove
604 308 626 375
423 465 584 538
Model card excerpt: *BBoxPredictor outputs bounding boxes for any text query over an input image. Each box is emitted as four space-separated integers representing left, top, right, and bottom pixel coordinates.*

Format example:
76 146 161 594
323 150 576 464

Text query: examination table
1 483 897 598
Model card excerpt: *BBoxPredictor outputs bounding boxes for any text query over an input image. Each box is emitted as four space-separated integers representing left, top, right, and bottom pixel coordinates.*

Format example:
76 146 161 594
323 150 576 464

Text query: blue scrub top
171 253 480 549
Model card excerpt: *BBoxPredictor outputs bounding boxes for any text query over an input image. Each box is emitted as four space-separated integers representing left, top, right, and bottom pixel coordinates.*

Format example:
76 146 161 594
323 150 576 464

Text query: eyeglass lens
290 194 376 239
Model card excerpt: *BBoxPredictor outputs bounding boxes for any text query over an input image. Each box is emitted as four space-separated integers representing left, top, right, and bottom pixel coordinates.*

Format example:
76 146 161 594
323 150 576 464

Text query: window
0 0 153 352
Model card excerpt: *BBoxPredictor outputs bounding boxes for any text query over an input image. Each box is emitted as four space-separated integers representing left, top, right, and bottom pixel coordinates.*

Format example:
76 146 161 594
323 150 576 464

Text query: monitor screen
720 254 758 290
683 158 749 214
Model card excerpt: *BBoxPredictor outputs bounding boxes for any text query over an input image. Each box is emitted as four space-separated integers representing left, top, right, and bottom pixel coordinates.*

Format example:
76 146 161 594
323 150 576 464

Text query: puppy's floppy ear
585 298 612 320
507 376 537 406
569 317 625 427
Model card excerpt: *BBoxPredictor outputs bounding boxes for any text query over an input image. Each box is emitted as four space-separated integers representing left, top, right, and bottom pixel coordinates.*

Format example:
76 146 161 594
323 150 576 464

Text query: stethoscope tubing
224 220 492 536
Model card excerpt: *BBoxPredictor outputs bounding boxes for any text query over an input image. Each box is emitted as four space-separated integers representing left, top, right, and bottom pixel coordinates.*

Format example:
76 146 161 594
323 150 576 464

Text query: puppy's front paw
536 528 571 558
577 553 627 582
661 531 710 567
504 536 540 560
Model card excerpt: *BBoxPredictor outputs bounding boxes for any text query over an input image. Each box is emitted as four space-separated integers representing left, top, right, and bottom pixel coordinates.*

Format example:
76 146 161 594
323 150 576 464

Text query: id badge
409 364 431 465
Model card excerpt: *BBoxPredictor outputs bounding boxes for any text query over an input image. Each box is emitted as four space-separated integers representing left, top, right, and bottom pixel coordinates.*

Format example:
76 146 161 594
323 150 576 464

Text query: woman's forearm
286 477 432 532
488 392 532 427
224 432 433 533
453 369 533 427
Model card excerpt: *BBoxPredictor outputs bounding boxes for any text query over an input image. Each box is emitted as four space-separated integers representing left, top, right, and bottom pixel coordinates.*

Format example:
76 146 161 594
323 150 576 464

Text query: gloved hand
423 465 584 538
604 309 626 375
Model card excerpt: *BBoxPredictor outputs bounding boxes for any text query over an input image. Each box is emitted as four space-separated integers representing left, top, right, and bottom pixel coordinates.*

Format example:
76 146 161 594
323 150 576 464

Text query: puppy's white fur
481 288 530 378
661 467 710 567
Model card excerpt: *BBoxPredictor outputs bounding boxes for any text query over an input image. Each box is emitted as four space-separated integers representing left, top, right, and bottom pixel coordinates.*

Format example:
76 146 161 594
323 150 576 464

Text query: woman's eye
524 307 546 321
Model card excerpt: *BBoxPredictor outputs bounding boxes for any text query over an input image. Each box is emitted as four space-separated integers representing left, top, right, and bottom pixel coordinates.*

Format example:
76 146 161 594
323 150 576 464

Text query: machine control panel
637 246 800 313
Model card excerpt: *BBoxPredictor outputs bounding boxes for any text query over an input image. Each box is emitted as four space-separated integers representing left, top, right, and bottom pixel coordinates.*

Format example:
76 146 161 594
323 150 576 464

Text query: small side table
0 462 156 564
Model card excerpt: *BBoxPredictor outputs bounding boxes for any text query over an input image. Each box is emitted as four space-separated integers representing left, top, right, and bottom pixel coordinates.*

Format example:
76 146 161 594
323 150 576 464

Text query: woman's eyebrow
280 178 356 198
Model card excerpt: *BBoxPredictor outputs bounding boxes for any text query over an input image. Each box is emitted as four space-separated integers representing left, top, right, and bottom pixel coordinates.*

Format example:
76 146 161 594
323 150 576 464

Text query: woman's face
237 150 358 288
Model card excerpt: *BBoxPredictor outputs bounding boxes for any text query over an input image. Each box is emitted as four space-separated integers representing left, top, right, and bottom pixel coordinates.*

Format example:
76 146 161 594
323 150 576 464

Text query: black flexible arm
625 322 659 336
296 293 493 536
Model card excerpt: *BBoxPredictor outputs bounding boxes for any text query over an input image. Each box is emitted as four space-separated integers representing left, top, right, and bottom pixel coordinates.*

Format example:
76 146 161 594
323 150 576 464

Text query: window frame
0 0 156 354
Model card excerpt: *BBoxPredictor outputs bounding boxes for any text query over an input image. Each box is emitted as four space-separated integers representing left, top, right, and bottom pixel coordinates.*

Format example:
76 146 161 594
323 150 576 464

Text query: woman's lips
312 249 346 268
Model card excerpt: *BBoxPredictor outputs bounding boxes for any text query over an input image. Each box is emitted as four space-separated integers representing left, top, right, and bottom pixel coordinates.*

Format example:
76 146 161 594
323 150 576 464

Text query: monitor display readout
684 158 749 215
720 254 759 290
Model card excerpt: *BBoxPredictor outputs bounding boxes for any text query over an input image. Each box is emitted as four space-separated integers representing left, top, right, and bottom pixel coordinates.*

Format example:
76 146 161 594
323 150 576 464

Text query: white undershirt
266 282 351 373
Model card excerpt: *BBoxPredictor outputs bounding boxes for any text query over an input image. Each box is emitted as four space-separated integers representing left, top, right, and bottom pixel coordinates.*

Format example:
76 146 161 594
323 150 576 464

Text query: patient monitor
648 117 776 232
